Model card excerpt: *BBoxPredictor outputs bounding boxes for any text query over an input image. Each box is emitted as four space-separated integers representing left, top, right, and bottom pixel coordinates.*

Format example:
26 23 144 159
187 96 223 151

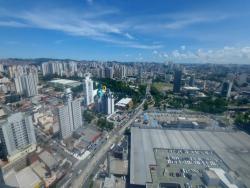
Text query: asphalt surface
56 81 150 188
70 100 145 188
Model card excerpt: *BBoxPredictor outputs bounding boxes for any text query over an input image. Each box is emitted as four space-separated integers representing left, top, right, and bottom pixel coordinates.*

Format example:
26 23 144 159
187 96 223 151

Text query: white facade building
95 90 115 115
103 92 115 115
14 73 38 97
58 89 83 139
83 74 94 106
0 112 36 157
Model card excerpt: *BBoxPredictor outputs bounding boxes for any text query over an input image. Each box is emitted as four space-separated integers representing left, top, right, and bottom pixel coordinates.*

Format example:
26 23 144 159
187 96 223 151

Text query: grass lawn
152 82 173 92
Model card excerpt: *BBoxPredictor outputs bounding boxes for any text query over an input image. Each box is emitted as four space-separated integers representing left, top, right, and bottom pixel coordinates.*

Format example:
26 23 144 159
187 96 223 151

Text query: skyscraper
0 112 36 158
189 75 195 86
101 90 115 115
83 74 94 106
58 89 83 139
58 104 71 139
173 69 182 93
95 88 115 115
221 81 233 99
121 65 127 79
41 62 52 76
14 73 38 97
41 61 64 76
68 61 78 76
104 67 114 79
103 91 115 115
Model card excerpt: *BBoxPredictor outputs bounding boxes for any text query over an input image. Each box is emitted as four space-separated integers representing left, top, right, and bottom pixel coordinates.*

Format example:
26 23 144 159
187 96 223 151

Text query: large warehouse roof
130 127 250 186
116 98 132 107
49 79 81 88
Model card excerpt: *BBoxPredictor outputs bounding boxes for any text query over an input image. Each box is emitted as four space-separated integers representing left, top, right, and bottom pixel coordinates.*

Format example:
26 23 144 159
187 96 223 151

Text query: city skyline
0 0 250 64
0 2 250 186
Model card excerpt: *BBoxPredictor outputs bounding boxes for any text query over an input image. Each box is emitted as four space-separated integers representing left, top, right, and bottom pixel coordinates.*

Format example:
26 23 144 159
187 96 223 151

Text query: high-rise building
14 73 38 97
221 81 233 99
42 61 64 76
0 64 4 72
68 61 78 76
95 90 115 115
121 65 127 79
58 105 71 139
97 67 105 78
0 112 36 158
83 74 94 106
189 75 195 86
173 69 182 93
105 67 113 79
58 89 83 139
41 62 53 76
103 91 115 115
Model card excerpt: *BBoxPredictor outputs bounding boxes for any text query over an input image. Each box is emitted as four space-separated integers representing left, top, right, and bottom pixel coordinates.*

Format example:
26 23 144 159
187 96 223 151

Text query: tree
163 104 167 110
193 97 228 114
97 118 114 131
94 78 145 105
83 111 95 123
124 127 131 135
71 84 83 93
143 102 148 110
235 111 250 132
150 85 164 108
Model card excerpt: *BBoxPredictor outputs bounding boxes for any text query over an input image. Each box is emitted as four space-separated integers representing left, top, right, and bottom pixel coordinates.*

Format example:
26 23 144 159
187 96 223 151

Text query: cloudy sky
0 0 250 63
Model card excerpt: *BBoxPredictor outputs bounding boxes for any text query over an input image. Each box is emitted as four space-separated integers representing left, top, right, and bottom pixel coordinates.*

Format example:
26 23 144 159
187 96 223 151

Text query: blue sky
0 0 250 63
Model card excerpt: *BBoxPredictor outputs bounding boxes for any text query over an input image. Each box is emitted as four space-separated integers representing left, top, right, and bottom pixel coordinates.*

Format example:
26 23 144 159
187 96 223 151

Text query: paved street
71 100 144 188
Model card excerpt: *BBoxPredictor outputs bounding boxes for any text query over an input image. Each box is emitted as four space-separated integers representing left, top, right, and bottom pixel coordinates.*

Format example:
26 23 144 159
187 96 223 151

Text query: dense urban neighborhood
1 0 250 188
0 59 249 188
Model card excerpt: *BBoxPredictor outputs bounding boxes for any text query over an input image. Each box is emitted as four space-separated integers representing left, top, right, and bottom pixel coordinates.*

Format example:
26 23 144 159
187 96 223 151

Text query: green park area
152 82 173 93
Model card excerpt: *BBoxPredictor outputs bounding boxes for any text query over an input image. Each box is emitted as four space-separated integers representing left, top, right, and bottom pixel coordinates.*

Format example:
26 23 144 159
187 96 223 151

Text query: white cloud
130 12 229 35
163 53 169 58
95 36 162 49
163 46 250 64
153 50 158 54
0 20 27 27
86 0 94 4
164 17 206 29
181 45 186 50
55 39 64 44
124 33 134 40
5 41 20 45
0 8 161 50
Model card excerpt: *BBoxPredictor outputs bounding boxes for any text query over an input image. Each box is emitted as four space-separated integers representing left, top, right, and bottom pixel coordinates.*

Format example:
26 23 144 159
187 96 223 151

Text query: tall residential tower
0 112 36 159
173 69 182 93
14 73 38 97
58 88 83 139
83 74 94 106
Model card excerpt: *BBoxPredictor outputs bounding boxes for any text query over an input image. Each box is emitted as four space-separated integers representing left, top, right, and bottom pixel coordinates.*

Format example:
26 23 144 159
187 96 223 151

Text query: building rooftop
109 156 128 176
49 79 79 85
4 167 41 188
210 168 238 188
38 150 58 170
116 98 132 107
48 79 81 88
183 86 200 91
130 127 250 187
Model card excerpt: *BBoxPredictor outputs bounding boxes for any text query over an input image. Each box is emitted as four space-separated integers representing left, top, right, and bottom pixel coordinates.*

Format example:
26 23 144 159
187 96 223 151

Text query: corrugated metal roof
130 127 250 186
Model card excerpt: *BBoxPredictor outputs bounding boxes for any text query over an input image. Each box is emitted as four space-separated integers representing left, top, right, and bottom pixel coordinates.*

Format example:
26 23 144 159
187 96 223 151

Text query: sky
0 0 250 64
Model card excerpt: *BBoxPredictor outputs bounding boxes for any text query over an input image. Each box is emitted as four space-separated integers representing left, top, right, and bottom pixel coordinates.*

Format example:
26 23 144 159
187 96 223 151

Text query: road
71 100 145 188
56 134 107 188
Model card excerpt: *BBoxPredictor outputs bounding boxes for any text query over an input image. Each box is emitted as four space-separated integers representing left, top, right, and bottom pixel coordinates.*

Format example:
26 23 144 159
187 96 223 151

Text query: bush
235 111 250 132
83 111 95 123
97 118 114 131
193 97 228 114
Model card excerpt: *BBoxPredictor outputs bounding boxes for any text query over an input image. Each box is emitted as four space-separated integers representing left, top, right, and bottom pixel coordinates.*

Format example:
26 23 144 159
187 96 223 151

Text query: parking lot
150 149 229 188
